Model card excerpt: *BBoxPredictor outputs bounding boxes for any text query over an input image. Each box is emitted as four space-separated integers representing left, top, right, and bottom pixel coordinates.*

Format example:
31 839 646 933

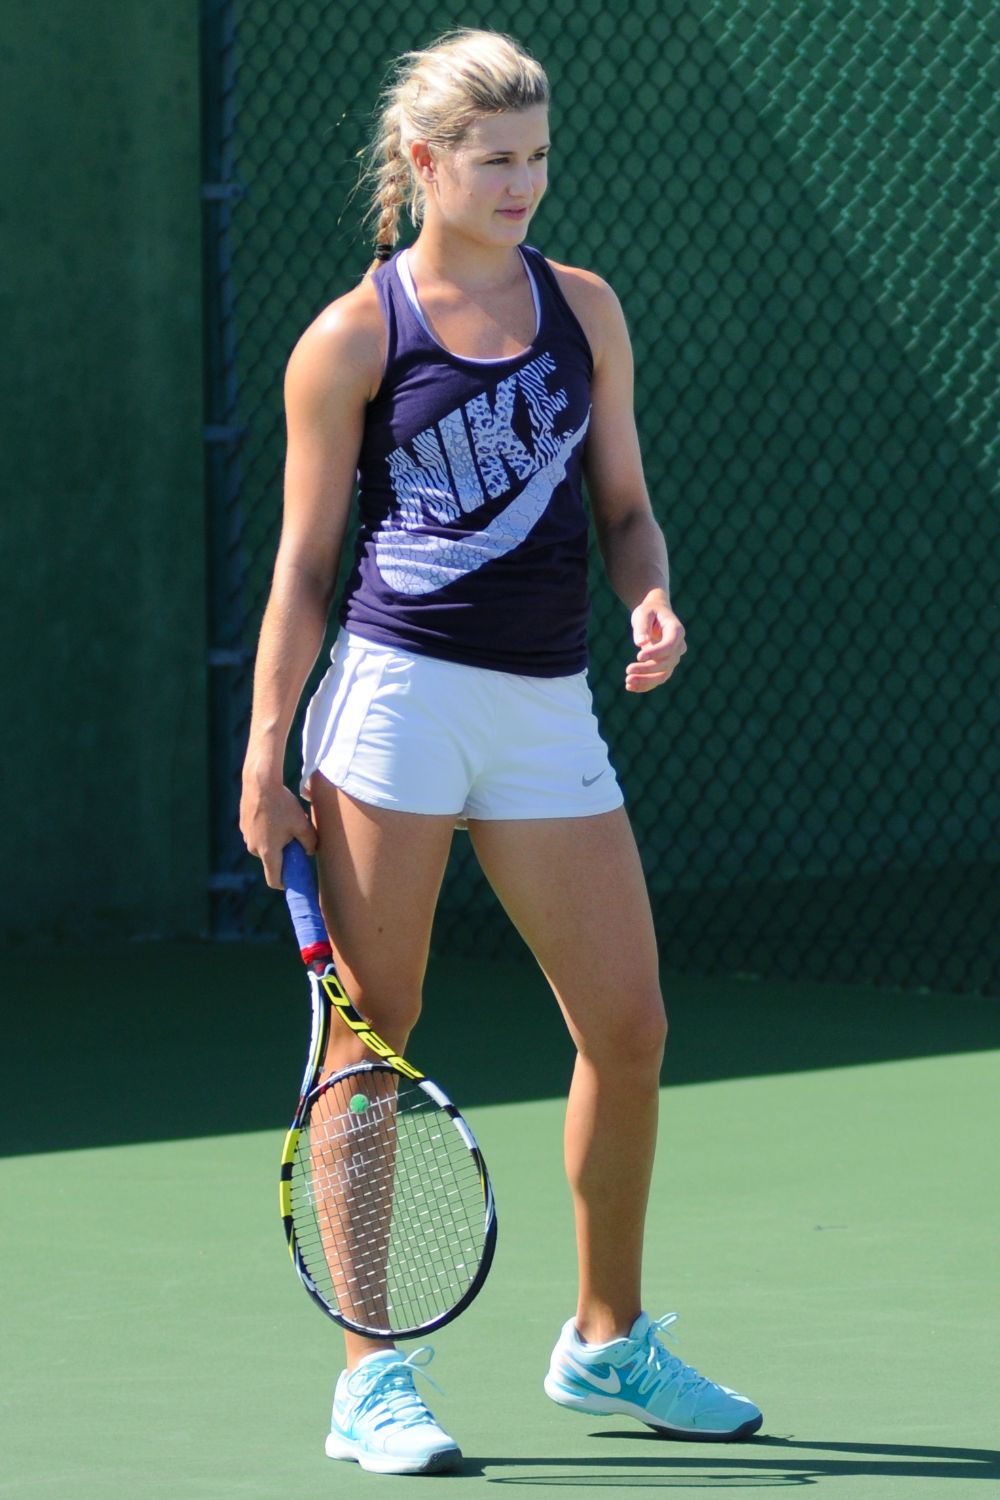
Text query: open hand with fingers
626 589 687 692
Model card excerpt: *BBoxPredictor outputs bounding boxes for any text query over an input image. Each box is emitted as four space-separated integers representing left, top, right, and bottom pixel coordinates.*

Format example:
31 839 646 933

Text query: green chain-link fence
203 0 999 995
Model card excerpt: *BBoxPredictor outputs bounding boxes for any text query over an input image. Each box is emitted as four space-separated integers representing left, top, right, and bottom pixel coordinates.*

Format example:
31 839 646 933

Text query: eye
482 149 550 166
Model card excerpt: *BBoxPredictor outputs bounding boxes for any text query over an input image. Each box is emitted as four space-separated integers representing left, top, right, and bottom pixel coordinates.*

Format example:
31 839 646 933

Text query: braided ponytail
362 29 549 274
366 107 408 272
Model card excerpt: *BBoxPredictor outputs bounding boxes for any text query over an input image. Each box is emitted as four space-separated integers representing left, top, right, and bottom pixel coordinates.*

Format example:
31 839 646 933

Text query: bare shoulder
543 258 628 364
285 275 386 408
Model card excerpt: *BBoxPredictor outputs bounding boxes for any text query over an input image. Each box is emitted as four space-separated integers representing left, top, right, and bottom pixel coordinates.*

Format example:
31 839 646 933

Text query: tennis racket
278 839 497 1339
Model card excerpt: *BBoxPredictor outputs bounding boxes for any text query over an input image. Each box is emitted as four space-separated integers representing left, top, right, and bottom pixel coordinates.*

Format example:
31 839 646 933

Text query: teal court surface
2 946 997 1498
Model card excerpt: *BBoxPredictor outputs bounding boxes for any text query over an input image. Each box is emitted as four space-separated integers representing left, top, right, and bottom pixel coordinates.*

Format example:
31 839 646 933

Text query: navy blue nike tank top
339 244 594 676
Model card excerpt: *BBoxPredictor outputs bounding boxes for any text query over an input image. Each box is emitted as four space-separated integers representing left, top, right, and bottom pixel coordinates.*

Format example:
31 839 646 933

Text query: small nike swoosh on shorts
581 772 605 787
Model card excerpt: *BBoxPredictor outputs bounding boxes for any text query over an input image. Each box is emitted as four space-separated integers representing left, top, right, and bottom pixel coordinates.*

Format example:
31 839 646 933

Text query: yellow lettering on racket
321 979 424 1081
348 1023 424 1081
386 1052 423 1082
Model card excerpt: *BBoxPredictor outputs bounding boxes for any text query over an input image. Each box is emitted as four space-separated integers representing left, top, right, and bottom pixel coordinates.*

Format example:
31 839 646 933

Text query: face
413 105 550 248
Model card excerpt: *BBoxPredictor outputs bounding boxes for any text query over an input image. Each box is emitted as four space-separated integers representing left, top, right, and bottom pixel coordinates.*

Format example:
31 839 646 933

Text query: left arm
575 273 687 692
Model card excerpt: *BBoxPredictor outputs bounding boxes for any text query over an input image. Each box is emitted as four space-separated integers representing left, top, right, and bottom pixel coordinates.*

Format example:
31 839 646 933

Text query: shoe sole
544 1377 763 1443
326 1432 463 1474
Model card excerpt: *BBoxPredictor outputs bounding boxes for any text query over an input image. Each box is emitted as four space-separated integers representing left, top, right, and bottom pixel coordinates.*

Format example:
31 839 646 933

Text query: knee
578 987 667 1069
347 984 423 1053
630 992 668 1064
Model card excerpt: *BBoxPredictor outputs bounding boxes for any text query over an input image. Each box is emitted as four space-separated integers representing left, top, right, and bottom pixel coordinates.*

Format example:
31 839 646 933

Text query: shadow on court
0 941 996 1155
464 1435 1000 1485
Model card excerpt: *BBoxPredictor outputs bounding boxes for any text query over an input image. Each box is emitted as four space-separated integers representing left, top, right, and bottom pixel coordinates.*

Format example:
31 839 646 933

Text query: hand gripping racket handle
281 841 333 965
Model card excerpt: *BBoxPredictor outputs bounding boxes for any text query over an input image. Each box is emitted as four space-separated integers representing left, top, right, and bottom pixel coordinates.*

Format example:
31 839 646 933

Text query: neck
407 224 525 294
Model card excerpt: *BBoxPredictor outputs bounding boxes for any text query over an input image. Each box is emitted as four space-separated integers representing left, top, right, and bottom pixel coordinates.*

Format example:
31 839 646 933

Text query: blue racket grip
281 841 332 961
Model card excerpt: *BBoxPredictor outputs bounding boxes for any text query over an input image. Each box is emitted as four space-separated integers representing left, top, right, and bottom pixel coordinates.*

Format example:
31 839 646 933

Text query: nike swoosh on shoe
562 1354 622 1394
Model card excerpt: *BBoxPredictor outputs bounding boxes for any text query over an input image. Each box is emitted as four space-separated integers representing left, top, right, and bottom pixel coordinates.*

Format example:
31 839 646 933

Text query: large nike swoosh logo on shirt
374 417 589 597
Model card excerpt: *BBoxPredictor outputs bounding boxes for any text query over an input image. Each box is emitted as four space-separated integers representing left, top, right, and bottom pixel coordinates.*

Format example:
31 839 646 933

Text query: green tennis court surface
2 947 997 1497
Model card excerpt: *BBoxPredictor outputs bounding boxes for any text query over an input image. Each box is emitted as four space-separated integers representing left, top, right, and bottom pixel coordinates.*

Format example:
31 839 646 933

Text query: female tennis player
240 28 762 1474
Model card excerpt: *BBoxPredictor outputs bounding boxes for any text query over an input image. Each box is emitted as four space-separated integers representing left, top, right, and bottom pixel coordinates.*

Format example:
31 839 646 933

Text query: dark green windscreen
1 1 206 942
206 2 999 994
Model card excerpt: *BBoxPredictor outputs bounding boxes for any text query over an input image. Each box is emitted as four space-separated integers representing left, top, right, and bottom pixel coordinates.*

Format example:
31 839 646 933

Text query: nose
507 165 534 202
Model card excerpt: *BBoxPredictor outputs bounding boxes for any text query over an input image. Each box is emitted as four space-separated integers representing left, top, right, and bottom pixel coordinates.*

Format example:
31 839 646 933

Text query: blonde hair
363 29 549 270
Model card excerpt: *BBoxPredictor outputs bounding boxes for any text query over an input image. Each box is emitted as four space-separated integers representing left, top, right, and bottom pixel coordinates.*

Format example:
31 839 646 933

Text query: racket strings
379 1121 485 1328
289 1074 489 1335
304 1102 484 1327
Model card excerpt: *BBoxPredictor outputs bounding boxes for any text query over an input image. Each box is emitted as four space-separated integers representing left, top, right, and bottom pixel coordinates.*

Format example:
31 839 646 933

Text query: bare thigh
467 809 666 1056
309 774 456 1046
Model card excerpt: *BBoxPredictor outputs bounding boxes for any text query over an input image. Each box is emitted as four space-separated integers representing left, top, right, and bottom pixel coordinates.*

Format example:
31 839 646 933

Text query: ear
410 140 436 183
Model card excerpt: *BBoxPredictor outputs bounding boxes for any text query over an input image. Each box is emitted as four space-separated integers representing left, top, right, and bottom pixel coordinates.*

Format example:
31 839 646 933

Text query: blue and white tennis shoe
326 1347 461 1474
544 1312 763 1441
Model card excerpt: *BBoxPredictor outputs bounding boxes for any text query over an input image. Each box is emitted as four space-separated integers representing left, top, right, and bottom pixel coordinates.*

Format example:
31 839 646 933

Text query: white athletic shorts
301 630 624 820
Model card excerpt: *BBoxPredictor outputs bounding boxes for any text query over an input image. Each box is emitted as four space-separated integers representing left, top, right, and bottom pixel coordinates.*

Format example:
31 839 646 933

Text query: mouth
498 206 530 220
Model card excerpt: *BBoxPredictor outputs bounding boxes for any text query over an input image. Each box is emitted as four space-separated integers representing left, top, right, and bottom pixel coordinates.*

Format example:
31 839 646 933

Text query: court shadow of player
464 1432 999 1486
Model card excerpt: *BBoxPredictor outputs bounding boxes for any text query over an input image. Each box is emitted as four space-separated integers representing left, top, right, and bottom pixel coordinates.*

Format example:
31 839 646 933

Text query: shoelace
345 1347 444 1431
625 1313 711 1400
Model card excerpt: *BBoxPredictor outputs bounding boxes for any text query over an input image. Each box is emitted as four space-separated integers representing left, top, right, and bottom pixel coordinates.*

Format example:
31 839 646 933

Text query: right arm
240 286 385 887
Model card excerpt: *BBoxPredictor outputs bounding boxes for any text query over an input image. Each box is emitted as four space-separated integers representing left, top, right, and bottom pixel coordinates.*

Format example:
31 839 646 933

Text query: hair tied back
361 29 549 273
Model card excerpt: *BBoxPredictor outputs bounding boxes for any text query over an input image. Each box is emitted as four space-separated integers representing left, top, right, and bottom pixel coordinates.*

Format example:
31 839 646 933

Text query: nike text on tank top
339 244 594 676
